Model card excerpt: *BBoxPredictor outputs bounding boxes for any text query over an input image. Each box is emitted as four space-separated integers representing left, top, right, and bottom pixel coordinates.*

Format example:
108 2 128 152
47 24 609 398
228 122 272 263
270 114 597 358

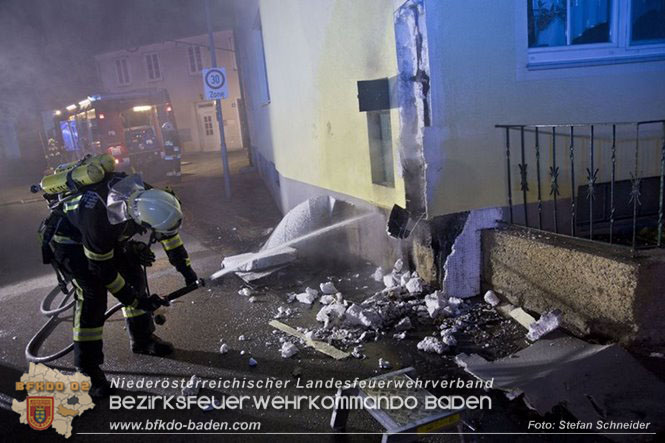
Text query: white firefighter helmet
127 189 183 235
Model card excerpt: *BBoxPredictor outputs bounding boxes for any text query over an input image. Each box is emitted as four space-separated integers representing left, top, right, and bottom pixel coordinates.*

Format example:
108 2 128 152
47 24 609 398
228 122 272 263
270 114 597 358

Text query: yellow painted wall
257 0 406 209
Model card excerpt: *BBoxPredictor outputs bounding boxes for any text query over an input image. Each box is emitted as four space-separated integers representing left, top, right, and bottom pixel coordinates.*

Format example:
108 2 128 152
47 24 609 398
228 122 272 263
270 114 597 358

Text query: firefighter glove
127 241 155 266
136 294 170 312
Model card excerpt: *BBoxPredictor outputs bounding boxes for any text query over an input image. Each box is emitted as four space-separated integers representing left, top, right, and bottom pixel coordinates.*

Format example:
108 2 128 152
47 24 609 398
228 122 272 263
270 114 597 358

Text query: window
253 11 270 104
115 58 130 85
188 46 203 73
145 53 161 80
203 115 214 136
527 0 665 68
367 111 395 187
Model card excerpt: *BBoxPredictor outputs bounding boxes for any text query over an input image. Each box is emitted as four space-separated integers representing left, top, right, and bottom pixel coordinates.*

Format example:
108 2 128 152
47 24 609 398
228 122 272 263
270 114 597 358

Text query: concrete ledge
482 226 665 349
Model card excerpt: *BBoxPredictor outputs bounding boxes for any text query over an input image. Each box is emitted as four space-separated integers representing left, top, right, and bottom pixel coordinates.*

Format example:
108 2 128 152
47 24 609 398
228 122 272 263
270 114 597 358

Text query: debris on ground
238 287 254 297
248 357 257 367
378 358 392 369
405 276 423 294
319 295 335 305
274 306 293 319
483 290 500 307
650 352 664 358
393 331 407 340
219 343 229 354
320 281 338 294
248 296 258 303
182 375 201 396
351 346 365 359
526 309 562 341
371 267 383 282
269 320 350 360
238 335 247 341
455 335 665 435
296 287 319 304
394 317 413 331
417 336 448 355
393 258 404 273
280 342 299 358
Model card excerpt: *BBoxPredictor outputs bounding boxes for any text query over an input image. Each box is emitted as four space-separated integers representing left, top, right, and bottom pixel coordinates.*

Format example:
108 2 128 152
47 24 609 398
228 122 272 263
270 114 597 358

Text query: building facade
234 0 665 287
95 31 245 153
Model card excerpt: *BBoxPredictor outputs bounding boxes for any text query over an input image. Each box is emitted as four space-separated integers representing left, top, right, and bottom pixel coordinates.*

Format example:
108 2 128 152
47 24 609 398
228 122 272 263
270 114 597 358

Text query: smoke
0 0 234 117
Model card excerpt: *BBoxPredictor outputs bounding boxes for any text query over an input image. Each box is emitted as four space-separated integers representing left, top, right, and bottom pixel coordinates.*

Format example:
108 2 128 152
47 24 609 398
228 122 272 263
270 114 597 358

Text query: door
196 101 218 151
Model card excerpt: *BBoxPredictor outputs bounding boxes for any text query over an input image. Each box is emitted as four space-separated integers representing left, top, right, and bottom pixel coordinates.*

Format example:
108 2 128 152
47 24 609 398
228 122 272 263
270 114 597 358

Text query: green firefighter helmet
127 189 183 236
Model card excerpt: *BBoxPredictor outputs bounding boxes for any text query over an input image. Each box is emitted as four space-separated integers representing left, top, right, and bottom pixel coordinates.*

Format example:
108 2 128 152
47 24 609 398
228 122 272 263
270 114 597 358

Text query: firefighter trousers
52 242 155 369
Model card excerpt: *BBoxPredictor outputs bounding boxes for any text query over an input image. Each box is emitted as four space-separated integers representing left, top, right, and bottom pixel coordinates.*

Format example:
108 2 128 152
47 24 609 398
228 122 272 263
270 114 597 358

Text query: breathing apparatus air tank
38 154 116 195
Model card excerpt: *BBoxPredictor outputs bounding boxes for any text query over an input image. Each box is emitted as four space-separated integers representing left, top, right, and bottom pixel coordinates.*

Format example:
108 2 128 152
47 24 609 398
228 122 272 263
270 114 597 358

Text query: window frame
144 52 162 81
527 0 665 70
187 45 203 74
114 58 131 86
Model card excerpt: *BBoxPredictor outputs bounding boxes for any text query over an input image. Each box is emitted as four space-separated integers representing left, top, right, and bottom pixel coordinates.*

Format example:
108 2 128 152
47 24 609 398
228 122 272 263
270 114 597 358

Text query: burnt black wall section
430 211 469 285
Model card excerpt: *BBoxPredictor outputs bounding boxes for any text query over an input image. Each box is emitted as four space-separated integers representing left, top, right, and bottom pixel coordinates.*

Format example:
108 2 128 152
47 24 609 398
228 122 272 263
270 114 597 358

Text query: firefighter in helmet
48 173 198 398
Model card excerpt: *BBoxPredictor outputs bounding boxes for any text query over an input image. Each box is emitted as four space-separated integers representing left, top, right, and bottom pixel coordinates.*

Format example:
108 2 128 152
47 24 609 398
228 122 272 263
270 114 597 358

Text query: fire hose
25 278 205 364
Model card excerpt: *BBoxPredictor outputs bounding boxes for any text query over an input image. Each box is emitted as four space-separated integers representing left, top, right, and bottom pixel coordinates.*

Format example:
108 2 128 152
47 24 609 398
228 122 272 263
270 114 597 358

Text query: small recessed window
188 46 203 73
145 53 161 80
115 58 130 85
367 111 395 187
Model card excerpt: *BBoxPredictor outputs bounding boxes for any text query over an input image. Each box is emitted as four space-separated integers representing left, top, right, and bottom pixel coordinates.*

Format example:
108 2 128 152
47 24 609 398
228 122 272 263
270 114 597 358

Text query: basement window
367 110 395 187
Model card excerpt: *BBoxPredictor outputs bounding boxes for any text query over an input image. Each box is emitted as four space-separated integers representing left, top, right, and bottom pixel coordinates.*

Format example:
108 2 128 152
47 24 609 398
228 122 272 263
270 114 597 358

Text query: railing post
569 126 576 236
535 127 543 230
658 122 665 247
519 126 529 227
549 127 559 233
586 125 598 240
505 127 514 224
610 125 616 244
631 124 641 250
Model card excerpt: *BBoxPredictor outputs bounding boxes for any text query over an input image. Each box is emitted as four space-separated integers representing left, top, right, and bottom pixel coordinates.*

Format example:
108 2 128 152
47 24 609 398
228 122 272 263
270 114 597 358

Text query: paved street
0 151 552 441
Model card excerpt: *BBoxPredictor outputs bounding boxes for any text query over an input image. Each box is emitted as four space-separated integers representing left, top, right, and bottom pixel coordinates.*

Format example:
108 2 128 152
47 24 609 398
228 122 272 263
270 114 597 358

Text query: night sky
0 0 234 116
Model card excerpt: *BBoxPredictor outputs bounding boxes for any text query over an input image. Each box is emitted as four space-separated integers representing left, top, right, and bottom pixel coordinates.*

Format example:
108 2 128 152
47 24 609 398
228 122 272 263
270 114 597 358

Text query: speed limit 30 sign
202 67 228 100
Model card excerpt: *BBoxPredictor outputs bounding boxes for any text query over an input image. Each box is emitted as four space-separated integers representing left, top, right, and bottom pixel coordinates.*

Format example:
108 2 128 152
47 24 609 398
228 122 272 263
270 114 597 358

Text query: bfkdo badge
27 397 54 431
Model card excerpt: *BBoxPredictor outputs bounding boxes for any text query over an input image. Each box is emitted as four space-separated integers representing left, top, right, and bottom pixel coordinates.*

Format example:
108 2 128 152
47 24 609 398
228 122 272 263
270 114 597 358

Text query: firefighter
48 173 198 398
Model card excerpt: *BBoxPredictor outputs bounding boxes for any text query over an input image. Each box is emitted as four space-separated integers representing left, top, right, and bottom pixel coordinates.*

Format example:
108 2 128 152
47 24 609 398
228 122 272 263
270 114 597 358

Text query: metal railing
497 120 665 250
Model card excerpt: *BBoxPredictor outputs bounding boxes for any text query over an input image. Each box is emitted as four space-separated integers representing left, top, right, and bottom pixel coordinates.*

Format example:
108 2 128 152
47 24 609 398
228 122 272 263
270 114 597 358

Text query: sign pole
205 0 231 199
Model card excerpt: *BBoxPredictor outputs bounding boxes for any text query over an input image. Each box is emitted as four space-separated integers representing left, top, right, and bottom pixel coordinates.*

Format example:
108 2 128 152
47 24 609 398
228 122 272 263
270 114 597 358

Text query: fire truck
50 88 181 181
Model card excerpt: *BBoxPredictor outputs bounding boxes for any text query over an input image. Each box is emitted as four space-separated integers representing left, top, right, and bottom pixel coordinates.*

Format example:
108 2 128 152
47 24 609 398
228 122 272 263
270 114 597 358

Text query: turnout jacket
55 173 193 306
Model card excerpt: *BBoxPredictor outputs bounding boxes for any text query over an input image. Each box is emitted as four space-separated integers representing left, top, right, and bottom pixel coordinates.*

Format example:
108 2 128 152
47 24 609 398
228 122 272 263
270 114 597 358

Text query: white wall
95 31 244 153
423 0 665 217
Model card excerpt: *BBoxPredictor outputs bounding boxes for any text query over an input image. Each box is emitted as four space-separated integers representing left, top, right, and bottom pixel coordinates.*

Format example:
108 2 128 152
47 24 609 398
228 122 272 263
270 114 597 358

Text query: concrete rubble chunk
372 267 384 282
405 277 423 294
316 303 347 328
248 357 257 367
345 304 383 329
440 328 458 347
238 287 254 297
238 335 247 341
248 296 257 303
320 282 337 295
320 295 335 305
383 273 399 289
296 289 318 304
352 346 365 359
417 336 448 354
650 352 664 359
394 317 413 331
280 342 299 359
378 358 392 369
393 258 404 273
400 272 412 287
219 343 229 354
394 331 407 340
274 306 293 319
425 291 447 318
484 290 500 307
182 375 201 396
527 309 562 341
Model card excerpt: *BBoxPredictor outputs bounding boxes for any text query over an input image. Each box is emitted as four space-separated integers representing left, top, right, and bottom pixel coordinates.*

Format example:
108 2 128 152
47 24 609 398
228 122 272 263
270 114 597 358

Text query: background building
95 30 245 153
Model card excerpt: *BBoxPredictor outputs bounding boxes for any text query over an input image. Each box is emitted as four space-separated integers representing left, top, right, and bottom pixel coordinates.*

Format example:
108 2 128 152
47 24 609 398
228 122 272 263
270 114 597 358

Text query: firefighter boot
77 366 115 399
131 334 174 356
